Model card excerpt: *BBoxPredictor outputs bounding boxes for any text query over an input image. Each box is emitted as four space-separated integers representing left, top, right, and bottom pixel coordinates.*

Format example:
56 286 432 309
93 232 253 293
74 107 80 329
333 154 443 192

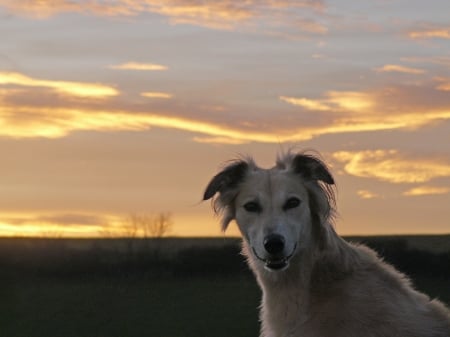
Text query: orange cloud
280 91 374 112
150 3 253 30
279 87 450 139
0 211 135 238
403 186 450 197
0 0 326 33
374 64 426 74
409 28 450 39
109 62 168 71
0 72 118 98
1 86 449 143
1 78 450 144
333 150 450 184
357 190 381 199
279 96 332 111
326 91 374 111
0 98 288 141
141 92 173 99
292 17 328 34
192 136 248 145
436 83 450 91
434 77 450 92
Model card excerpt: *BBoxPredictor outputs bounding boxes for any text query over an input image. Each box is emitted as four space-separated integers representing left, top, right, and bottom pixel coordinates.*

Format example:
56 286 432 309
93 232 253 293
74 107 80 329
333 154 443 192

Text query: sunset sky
0 0 449 237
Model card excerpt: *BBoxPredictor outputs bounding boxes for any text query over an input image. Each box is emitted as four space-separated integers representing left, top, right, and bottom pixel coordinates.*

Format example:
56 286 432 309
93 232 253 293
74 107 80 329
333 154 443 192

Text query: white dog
203 151 450 337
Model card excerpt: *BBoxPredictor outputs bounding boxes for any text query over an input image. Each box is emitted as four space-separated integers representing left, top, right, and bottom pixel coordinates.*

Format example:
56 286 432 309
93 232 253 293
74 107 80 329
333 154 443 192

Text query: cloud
374 64 426 75
0 96 286 141
408 26 450 39
403 186 450 197
280 91 374 112
357 190 381 200
401 56 450 68
0 81 449 143
0 0 326 35
0 72 118 98
279 87 450 139
279 96 332 111
1 73 450 144
109 62 168 71
192 136 248 145
291 17 328 34
333 150 450 184
434 77 450 92
0 211 115 237
141 92 173 99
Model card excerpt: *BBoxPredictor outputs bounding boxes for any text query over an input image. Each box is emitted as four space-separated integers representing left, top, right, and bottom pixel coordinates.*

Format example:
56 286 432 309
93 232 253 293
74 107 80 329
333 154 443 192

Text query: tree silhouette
146 212 173 238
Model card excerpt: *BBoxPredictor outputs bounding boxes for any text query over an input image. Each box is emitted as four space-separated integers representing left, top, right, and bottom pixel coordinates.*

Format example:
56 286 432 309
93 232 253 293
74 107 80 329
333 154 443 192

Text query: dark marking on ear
292 154 334 185
203 161 248 200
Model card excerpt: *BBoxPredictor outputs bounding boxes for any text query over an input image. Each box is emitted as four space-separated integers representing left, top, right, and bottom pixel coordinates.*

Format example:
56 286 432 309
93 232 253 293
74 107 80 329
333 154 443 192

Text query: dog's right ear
203 160 249 231
203 161 248 201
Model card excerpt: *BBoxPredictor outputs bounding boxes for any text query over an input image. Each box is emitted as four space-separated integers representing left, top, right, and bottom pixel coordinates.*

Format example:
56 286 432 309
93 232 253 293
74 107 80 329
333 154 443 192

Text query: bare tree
122 214 140 238
145 212 173 238
124 212 173 258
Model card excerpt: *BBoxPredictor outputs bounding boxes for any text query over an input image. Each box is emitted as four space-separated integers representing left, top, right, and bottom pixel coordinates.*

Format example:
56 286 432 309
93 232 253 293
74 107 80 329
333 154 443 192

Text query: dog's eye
243 201 262 213
283 197 301 211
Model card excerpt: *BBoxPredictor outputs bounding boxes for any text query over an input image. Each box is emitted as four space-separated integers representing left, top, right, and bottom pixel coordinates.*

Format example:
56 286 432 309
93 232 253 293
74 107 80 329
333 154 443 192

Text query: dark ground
0 236 449 337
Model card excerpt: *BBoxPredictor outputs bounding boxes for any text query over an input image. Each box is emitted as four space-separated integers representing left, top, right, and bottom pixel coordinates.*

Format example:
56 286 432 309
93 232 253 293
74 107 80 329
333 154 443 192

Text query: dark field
0 236 449 337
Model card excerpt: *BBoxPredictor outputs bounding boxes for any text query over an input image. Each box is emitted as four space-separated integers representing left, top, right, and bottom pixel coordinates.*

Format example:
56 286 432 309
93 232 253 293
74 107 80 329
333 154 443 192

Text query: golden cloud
141 92 173 99
434 77 450 92
0 0 325 33
279 88 450 139
436 83 450 91
279 96 332 111
374 64 425 74
109 62 168 71
0 72 118 98
357 190 381 200
1 92 449 143
192 136 248 145
333 150 450 184
326 91 374 111
403 186 450 197
0 99 285 141
409 28 450 39
292 17 328 34
1 77 450 143
0 211 129 238
280 91 374 112
150 3 253 30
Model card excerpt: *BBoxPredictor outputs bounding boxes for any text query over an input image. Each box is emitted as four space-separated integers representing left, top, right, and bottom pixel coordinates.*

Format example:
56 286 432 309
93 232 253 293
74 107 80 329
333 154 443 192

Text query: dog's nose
263 234 285 255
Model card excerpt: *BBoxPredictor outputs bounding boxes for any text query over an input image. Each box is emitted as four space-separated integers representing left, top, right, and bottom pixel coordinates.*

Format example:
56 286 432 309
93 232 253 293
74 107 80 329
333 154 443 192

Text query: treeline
356 237 450 279
0 237 449 280
0 239 248 280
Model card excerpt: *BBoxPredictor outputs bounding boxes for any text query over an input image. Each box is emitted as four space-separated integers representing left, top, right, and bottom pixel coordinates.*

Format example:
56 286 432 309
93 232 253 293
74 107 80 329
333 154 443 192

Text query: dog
203 151 450 337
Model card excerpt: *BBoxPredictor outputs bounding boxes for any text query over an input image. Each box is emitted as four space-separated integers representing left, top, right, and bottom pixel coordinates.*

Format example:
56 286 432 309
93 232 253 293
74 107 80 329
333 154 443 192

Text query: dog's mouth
252 244 297 272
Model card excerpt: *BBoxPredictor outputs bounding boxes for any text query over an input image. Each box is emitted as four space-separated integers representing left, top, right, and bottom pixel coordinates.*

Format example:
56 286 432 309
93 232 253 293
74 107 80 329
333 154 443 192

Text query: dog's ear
203 161 249 201
203 160 249 231
292 154 334 185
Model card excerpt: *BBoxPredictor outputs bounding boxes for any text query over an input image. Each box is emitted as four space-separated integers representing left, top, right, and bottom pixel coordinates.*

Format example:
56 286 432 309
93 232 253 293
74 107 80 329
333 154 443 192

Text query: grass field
0 236 449 337
1 276 260 337
1 274 449 337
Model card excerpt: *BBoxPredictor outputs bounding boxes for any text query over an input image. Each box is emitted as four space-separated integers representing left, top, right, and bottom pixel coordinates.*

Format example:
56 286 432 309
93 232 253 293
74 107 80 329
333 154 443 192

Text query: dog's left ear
203 161 249 201
203 160 249 232
292 154 334 185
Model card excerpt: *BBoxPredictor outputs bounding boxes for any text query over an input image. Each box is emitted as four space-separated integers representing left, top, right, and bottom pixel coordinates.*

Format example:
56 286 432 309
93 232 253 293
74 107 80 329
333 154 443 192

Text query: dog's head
203 151 336 271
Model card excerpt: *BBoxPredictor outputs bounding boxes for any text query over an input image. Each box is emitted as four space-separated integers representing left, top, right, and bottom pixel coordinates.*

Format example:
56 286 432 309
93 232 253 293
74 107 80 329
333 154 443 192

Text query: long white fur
204 151 450 337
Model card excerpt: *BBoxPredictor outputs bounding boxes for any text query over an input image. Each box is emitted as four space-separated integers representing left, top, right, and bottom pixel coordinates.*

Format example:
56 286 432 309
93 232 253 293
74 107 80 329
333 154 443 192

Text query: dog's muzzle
252 243 297 271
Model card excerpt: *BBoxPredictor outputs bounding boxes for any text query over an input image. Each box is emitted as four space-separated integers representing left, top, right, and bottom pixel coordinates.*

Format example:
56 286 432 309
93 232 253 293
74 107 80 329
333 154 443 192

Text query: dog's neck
242 226 357 336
